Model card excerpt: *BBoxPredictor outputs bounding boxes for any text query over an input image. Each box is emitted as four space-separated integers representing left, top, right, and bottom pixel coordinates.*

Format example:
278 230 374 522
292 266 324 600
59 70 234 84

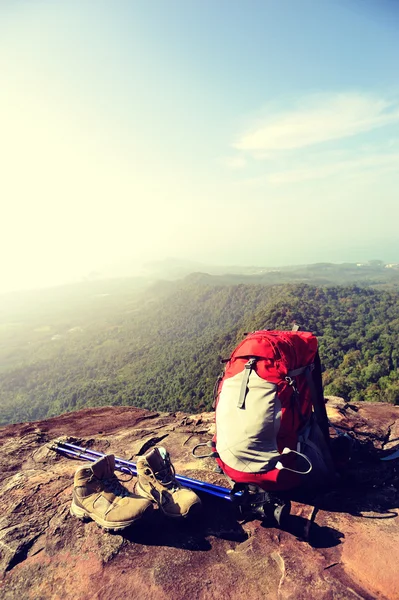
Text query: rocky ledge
0 399 398 600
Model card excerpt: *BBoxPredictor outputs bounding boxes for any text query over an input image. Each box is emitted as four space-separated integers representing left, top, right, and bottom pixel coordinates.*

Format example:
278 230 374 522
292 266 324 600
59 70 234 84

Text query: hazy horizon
1 0 399 294
0 255 398 298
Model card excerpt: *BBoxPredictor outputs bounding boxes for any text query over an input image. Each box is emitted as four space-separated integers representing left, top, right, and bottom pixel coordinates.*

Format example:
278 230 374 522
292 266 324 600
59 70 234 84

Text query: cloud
234 93 399 155
239 152 399 186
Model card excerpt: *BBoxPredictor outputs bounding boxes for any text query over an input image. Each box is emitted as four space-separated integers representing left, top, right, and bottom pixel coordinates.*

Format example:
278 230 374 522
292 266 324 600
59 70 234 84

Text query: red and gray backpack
212 329 335 492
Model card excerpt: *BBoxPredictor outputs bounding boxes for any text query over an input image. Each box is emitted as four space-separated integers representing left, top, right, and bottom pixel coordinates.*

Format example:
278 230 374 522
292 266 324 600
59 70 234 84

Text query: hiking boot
70 454 153 531
135 447 202 518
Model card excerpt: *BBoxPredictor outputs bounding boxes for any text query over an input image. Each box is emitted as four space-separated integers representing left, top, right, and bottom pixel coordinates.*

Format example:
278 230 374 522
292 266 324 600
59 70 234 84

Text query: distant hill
80 257 399 289
168 261 399 288
0 277 398 425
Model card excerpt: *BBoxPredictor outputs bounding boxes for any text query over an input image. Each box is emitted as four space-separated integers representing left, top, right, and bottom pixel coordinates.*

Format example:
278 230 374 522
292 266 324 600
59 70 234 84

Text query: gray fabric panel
216 370 281 473
298 416 335 486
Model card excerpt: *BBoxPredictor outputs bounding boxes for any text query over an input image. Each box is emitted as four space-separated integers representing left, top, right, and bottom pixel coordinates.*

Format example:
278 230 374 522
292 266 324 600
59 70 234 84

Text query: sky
1 0 399 292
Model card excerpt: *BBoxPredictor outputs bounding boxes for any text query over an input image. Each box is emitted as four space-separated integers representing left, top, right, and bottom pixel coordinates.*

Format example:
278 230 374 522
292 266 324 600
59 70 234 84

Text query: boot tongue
91 454 115 479
145 447 179 490
145 447 167 473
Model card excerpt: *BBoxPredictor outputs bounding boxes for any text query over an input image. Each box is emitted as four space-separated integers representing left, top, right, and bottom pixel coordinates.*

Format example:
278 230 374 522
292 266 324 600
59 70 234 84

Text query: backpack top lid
230 330 318 375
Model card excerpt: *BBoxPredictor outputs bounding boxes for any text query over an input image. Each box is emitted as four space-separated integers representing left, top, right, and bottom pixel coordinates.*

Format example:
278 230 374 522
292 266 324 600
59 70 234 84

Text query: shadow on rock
259 513 345 549
293 438 399 520
285 515 344 549
121 494 248 550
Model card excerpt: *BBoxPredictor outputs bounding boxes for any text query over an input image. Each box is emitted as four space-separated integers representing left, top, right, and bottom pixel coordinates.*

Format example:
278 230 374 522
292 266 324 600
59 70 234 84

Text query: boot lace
155 457 179 492
92 471 134 498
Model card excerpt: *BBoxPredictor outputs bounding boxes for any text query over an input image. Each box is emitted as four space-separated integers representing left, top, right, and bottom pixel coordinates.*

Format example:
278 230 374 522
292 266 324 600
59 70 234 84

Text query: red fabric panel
215 456 301 492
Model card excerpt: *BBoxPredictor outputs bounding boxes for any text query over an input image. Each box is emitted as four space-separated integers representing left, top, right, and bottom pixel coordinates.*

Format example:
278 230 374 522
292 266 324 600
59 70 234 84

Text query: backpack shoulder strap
306 351 330 444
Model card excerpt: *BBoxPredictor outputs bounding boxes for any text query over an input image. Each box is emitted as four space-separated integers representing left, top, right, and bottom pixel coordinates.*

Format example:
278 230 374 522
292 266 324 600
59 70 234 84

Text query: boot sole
70 501 152 531
135 483 201 519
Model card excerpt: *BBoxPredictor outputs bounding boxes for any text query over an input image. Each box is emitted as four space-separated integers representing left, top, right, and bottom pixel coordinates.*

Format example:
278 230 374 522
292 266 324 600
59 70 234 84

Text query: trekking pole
49 439 233 501
50 445 135 475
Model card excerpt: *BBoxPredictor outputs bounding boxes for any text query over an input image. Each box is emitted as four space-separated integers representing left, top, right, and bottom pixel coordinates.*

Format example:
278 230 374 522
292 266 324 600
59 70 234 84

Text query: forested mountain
1 278 399 425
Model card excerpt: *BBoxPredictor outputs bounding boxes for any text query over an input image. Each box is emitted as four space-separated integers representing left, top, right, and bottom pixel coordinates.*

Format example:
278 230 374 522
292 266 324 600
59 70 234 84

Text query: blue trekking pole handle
50 439 233 502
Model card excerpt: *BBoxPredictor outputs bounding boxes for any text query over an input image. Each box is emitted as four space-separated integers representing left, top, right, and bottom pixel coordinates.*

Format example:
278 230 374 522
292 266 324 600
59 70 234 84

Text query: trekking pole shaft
52 446 134 475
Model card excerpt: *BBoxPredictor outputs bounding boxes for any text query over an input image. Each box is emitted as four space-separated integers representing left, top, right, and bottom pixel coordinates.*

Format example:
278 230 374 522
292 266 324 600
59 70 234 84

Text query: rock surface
0 400 398 600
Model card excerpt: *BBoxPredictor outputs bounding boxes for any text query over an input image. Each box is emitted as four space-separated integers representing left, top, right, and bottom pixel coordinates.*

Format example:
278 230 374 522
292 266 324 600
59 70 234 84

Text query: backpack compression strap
287 364 313 377
238 358 257 409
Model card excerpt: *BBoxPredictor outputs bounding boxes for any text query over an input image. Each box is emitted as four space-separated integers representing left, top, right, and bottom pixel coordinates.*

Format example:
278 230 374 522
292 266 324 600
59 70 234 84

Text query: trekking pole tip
47 441 59 452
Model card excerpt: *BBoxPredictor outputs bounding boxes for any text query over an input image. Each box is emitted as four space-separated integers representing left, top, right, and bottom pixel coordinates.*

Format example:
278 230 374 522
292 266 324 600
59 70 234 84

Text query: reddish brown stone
0 401 398 599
